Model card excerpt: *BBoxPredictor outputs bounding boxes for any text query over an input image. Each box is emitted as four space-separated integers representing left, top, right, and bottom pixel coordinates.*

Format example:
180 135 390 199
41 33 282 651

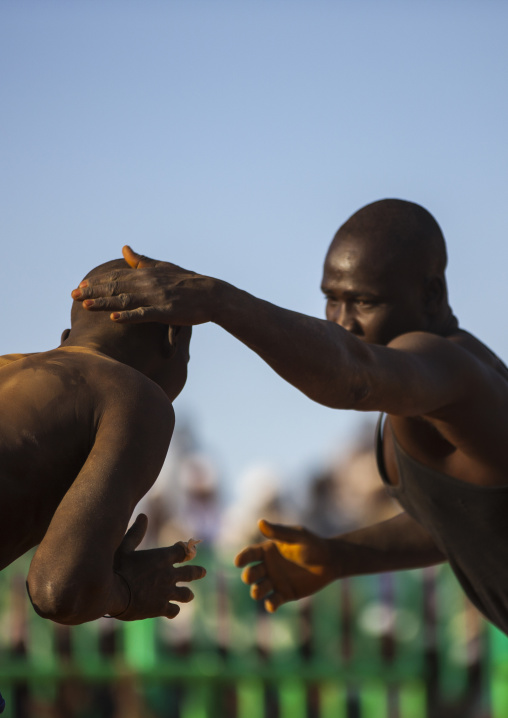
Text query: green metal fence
0 549 506 717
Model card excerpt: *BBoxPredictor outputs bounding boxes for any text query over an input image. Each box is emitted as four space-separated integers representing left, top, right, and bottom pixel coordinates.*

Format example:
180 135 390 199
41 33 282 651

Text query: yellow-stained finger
234 544 265 567
122 245 158 269
265 593 285 613
241 563 266 585
259 518 305 543
250 578 273 600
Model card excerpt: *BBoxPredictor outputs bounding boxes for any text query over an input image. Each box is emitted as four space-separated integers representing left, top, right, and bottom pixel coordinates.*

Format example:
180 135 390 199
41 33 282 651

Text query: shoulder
388 329 508 420
11 347 175 431
388 329 508 383
52 347 174 419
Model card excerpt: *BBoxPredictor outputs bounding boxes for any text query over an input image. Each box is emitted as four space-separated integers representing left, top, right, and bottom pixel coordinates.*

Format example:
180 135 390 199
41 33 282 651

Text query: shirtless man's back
0 260 204 625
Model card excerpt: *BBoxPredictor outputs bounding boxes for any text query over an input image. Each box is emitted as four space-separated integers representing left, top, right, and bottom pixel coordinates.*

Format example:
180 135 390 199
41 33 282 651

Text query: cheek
360 310 394 343
325 300 338 322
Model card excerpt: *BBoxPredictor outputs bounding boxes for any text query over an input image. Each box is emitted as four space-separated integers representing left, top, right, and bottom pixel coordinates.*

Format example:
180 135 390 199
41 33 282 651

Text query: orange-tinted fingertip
79 281 88 288
71 289 82 299
258 518 272 536
265 601 276 613
122 245 139 267
83 300 94 308
111 312 121 321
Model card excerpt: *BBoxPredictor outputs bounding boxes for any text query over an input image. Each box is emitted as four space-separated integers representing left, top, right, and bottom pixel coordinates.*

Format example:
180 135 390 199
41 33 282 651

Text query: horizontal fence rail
0 548 505 717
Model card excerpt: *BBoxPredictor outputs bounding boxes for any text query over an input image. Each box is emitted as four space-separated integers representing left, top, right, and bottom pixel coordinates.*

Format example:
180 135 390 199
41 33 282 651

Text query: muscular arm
209 283 472 416
235 512 446 612
72 247 481 417
334 511 446 576
27 373 204 624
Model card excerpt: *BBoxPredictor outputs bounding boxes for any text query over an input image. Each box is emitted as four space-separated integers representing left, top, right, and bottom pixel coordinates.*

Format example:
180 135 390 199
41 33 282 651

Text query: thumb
122 245 159 269
120 513 148 552
258 519 306 544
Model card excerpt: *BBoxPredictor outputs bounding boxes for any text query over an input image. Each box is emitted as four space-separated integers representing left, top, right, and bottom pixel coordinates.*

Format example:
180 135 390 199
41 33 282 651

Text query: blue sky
1 1 507 499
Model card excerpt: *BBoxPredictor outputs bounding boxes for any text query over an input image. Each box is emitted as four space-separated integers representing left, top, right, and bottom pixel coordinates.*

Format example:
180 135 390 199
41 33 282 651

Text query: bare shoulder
0 346 174 430
52 347 174 419
388 329 508 386
386 329 508 471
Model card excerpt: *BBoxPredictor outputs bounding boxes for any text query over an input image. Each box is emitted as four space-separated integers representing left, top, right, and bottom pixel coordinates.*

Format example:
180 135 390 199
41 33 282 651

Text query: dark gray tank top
376 413 508 635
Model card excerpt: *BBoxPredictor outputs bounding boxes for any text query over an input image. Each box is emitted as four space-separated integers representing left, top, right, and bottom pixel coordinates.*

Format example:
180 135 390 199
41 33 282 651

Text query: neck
62 329 155 377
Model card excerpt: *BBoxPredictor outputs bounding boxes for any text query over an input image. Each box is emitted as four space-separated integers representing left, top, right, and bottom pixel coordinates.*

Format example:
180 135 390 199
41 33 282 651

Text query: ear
424 276 445 315
60 328 71 345
162 326 179 359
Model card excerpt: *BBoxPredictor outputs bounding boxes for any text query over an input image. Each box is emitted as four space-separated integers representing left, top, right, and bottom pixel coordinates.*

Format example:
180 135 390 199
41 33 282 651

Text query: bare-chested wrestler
0 259 205 626
71 200 508 635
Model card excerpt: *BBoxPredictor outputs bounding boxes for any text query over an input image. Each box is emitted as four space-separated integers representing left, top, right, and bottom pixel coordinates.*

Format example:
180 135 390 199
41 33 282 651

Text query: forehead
322 234 408 289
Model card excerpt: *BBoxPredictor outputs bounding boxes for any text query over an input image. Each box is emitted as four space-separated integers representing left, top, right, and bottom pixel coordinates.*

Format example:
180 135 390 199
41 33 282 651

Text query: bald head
67 258 177 369
322 199 456 344
334 199 447 279
70 259 129 329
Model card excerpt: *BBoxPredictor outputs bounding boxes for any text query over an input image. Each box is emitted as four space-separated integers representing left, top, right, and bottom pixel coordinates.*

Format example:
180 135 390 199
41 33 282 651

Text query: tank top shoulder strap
375 412 391 485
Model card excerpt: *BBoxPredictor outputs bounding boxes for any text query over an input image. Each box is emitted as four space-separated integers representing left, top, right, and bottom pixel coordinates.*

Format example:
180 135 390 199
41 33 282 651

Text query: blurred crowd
136 416 400 557
0 418 489 718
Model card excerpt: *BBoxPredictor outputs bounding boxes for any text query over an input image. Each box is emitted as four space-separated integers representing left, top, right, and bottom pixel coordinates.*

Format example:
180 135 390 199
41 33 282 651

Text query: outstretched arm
27 372 205 625
234 514 446 612
71 247 483 417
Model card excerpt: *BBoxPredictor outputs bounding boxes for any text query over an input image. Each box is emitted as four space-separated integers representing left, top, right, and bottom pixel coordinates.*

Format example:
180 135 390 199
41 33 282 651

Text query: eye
355 298 378 309
323 294 337 304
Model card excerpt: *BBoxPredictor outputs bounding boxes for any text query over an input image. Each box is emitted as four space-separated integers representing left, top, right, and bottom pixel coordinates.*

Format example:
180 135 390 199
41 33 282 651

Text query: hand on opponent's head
234 519 338 613
71 246 215 326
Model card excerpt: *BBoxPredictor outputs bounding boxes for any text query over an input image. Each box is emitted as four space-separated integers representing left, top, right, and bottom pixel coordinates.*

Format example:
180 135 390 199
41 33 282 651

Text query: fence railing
1 548 508 717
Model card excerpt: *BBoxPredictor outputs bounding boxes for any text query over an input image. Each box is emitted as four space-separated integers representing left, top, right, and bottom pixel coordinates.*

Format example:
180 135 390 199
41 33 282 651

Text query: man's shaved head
69 259 172 353
65 258 189 397
334 199 448 278
322 199 455 344
71 260 124 325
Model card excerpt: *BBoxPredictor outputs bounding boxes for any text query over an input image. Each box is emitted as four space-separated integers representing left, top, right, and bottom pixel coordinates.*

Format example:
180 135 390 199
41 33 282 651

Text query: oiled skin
0 330 204 624
70 205 508 615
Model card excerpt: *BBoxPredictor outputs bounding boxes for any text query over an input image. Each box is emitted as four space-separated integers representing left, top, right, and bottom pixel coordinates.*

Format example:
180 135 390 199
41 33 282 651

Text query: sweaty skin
1 262 205 625
71 200 508 616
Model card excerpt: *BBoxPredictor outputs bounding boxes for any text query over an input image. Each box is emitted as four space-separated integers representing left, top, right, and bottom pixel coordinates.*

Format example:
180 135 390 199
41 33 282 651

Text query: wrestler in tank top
376 413 508 635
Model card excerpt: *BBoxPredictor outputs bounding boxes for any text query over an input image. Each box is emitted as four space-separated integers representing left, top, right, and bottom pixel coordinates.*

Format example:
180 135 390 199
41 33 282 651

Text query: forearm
328 512 447 579
211 280 372 408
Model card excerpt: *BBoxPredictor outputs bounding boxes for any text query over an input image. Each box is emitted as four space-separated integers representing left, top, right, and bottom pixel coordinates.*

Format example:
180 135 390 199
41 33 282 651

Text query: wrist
104 571 131 619
207 277 234 325
326 536 352 580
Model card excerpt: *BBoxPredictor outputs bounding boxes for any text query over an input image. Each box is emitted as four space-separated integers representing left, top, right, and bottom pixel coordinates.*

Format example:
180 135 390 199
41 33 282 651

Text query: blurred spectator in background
300 420 399 537
218 464 296 555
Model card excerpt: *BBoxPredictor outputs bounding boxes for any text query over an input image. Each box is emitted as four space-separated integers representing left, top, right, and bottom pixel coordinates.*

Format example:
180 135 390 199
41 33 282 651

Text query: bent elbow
26 574 101 625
